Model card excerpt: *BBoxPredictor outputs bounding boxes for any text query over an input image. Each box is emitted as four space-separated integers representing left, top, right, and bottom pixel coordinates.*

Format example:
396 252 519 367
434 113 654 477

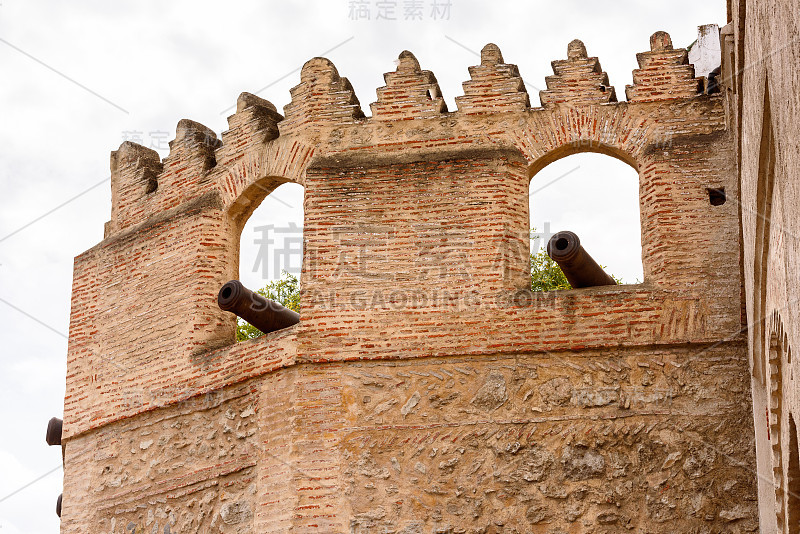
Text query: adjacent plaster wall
729 0 800 531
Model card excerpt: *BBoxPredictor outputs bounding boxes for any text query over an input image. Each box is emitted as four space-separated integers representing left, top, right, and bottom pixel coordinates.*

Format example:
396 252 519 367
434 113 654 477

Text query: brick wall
61 32 757 532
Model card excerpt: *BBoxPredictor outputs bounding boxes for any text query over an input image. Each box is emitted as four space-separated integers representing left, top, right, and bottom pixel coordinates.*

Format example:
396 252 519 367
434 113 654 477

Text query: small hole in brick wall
144 169 158 194
425 89 432 99
145 178 157 194
707 187 726 206
599 86 606 93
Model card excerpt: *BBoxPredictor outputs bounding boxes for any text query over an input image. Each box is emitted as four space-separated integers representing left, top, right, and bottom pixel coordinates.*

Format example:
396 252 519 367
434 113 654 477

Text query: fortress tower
58 33 757 532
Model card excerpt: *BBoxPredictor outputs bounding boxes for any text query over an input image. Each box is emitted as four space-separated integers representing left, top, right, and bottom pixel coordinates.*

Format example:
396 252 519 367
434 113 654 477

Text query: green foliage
529 229 622 291
236 271 300 342
530 248 573 291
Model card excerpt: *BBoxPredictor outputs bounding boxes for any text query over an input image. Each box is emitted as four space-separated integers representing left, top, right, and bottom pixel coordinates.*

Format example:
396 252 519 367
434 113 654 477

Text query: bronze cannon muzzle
546 231 617 288
46 417 62 447
218 280 300 335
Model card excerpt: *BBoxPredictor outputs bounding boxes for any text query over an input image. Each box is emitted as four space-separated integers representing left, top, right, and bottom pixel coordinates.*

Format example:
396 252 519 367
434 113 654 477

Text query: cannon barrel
46 417 62 446
218 280 300 334
546 231 616 288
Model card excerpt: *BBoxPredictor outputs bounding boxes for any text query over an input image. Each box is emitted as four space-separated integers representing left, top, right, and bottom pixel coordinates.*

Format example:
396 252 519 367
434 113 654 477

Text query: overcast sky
0 1 722 532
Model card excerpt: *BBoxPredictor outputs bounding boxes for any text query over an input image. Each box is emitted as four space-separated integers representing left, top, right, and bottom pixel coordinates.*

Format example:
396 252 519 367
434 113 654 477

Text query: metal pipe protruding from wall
546 231 617 288
46 417 63 446
218 280 300 335
56 493 62 518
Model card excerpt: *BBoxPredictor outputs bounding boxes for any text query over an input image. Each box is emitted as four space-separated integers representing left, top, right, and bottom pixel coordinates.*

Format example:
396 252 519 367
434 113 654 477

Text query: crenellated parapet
625 31 703 102
157 119 221 209
103 32 720 239
217 92 283 169
106 119 223 234
540 39 617 105
279 57 364 135
455 43 530 114
107 142 162 235
370 50 447 120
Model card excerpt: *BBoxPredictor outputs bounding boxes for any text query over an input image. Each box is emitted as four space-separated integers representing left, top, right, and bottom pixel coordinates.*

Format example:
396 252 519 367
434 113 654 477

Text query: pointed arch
753 79 776 383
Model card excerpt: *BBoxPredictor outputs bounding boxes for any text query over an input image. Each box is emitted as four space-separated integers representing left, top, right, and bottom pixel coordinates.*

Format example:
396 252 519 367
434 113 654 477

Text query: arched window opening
236 182 304 341
529 153 642 290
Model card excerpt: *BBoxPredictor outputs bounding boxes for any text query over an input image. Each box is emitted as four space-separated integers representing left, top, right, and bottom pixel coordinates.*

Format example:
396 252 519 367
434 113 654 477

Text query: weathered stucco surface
60 31 759 533
727 0 800 531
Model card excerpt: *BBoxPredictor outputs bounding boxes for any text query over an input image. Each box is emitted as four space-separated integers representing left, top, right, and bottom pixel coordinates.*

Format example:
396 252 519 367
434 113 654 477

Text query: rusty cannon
46 417 63 446
45 416 65 518
546 231 617 288
217 280 300 334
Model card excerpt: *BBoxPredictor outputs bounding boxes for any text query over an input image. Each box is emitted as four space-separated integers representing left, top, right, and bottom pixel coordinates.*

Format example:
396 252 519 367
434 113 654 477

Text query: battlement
455 43 530 114
280 57 364 134
371 50 448 120
540 39 617 105
626 31 703 102
60 31 756 533
104 33 709 236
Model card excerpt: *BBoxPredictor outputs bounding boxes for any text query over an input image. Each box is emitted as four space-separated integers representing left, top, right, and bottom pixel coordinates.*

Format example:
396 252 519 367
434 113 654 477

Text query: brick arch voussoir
512 104 654 178
222 136 316 230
